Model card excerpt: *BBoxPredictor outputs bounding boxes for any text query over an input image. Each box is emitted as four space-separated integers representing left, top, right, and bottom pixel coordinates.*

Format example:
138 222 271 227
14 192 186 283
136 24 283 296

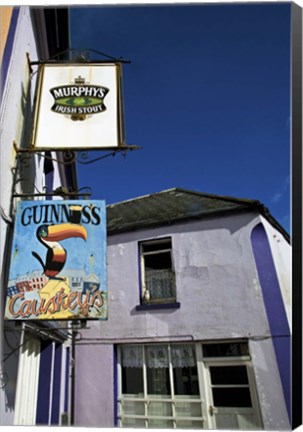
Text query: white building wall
0 7 42 425
1 7 37 268
249 338 290 430
260 215 291 329
0 7 68 425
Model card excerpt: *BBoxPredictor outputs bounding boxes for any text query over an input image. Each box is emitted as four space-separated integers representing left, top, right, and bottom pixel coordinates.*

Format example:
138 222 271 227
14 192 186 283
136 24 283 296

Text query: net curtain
122 345 196 368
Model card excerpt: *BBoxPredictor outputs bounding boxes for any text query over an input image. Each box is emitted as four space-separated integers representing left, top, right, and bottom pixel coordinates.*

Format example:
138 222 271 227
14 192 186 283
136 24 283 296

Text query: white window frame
139 237 176 305
117 343 206 429
14 334 41 425
117 342 262 430
202 359 262 429
13 331 69 426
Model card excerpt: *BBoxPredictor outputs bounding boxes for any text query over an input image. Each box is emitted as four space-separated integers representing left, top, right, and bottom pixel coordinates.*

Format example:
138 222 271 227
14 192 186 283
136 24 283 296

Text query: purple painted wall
73 212 290 429
74 344 114 427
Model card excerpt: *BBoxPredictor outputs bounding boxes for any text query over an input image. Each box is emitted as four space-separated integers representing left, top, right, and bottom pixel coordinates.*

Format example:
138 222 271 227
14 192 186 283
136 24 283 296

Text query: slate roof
107 188 289 241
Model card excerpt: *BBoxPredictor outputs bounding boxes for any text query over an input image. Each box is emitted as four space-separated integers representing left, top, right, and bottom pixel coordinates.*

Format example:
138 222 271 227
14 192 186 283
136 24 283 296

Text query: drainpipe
69 320 86 425
70 321 77 426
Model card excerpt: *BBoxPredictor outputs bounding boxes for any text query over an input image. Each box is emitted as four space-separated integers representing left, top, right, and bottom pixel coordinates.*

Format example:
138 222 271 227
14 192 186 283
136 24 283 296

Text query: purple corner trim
251 223 290 421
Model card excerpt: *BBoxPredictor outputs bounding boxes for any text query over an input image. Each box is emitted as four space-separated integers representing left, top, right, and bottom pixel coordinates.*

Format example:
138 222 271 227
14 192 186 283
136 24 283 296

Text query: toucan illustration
32 223 87 278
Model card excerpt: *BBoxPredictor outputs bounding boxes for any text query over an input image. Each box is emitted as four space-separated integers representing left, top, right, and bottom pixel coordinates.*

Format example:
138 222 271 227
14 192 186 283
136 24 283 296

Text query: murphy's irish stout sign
5 200 107 320
32 63 125 150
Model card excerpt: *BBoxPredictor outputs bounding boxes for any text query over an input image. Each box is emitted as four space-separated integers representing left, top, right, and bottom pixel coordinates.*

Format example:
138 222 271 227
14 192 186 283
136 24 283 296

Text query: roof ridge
173 187 262 206
107 188 178 208
106 187 289 242
107 187 261 208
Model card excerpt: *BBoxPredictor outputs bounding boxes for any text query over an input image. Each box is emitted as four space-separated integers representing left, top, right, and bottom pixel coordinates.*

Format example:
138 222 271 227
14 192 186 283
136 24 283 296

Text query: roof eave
107 202 290 243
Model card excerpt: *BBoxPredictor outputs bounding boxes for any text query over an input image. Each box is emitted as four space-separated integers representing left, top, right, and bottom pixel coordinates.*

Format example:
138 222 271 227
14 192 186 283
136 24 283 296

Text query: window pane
212 388 252 407
148 401 172 417
175 400 202 417
141 240 176 302
122 367 144 395
215 413 257 430
145 268 175 300
176 419 204 429
145 251 172 269
173 367 199 395
147 367 171 395
148 419 173 428
203 343 249 357
210 366 249 385
142 239 171 253
121 346 142 368
123 401 145 416
122 417 145 428
146 345 169 368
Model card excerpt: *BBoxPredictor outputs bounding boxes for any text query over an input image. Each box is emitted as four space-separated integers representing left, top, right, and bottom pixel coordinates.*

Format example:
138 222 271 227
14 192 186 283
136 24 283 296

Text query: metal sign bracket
13 141 141 165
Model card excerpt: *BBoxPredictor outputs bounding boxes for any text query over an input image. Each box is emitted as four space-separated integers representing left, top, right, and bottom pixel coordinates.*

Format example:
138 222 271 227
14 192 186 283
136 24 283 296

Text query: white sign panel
32 63 125 150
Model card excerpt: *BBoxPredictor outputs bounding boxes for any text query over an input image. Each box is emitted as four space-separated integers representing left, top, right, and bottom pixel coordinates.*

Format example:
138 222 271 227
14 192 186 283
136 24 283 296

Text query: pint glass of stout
69 205 82 224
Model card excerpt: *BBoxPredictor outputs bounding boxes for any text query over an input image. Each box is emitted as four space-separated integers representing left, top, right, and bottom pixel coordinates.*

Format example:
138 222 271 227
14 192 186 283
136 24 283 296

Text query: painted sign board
5 200 107 320
32 63 125 150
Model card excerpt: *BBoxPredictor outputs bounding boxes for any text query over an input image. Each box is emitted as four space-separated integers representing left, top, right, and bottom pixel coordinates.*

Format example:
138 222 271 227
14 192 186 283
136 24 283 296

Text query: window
117 342 262 429
209 365 252 407
139 238 176 305
14 335 70 426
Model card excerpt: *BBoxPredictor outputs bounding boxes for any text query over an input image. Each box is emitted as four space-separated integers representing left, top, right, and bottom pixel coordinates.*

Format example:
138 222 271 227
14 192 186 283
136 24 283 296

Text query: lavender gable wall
74 211 290 428
104 212 270 340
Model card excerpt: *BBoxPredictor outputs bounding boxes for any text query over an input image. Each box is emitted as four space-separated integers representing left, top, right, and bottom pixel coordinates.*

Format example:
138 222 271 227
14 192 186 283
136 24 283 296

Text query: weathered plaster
74 211 290 428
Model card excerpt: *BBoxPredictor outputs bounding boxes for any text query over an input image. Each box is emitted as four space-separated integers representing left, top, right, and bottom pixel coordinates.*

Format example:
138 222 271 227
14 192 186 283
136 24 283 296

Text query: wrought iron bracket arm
28 48 131 66
12 184 92 200
13 141 141 166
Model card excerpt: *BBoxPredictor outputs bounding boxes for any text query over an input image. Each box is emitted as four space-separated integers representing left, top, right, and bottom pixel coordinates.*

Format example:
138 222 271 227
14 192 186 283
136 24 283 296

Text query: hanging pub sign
5 200 107 321
31 62 125 150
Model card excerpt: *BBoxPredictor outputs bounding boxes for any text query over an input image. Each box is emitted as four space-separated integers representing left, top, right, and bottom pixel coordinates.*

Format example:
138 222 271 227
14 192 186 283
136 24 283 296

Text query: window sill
135 302 181 311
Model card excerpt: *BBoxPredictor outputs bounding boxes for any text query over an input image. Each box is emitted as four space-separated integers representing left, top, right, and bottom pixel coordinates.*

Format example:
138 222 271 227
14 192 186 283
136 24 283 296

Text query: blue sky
71 3 291 233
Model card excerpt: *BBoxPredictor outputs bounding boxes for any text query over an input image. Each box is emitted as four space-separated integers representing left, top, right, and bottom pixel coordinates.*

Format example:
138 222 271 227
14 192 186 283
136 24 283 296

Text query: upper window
139 238 176 305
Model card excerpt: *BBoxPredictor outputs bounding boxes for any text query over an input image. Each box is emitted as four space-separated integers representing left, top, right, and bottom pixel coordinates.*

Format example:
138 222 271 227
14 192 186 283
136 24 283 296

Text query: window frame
139 237 177 306
117 342 206 429
203 360 262 429
116 341 262 429
13 333 70 426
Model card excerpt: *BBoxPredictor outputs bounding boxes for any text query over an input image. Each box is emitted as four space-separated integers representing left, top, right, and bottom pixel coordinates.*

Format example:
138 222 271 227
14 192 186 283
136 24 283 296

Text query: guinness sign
5 200 107 321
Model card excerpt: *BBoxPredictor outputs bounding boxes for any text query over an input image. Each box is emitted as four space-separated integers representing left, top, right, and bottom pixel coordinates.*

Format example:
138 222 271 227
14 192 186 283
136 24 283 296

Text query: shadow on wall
130 305 180 316
2 325 22 412
107 210 260 247
1 33 42 418
1 221 20 414
11 78 37 208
